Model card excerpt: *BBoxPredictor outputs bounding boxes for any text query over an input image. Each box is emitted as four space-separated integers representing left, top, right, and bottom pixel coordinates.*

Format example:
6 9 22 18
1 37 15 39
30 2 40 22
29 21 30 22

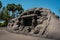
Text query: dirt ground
0 27 56 40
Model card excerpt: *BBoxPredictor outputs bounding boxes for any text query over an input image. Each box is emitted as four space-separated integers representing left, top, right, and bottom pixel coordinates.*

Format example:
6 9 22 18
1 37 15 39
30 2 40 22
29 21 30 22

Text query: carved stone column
19 18 24 31
31 17 36 29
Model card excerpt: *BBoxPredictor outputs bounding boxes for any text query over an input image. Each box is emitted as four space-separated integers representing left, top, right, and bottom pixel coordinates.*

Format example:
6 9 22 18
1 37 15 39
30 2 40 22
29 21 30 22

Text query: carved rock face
7 8 60 40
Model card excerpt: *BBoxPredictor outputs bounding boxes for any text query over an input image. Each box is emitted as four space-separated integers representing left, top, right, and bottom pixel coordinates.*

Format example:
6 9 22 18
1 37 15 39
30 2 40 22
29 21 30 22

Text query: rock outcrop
7 8 60 40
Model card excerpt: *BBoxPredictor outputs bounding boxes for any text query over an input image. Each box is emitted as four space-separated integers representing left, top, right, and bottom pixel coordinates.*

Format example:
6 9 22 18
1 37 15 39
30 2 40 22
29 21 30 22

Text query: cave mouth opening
21 14 37 27
23 17 32 26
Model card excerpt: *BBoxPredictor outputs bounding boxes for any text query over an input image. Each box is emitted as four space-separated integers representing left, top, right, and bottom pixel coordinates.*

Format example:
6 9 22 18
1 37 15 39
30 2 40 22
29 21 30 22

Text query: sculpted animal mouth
7 8 60 40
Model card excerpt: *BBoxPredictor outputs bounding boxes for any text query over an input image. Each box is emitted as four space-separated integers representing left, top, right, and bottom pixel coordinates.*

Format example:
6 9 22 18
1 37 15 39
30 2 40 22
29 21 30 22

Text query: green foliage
7 4 16 11
0 7 12 20
7 4 24 18
0 1 24 27
7 4 24 11
0 1 2 8
16 4 24 11
0 21 6 27
0 7 12 26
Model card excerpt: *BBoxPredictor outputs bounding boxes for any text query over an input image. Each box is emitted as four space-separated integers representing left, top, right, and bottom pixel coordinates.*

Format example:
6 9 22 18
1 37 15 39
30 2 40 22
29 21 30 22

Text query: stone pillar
19 18 24 31
20 18 24 26
32 17 35 29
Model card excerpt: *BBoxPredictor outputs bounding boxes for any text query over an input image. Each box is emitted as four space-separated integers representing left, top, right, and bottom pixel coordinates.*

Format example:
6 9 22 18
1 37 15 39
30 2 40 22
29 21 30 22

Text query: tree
0 1 2 12
0 1 2 9
0 2 24 26
7 4 24 18
16 4 24 17
7 4 16 18
0 1 2 19
0 7 12 25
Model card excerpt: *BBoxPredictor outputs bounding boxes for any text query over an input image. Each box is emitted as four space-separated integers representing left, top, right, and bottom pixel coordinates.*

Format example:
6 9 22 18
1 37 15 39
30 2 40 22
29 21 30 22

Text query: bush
0 21 7 27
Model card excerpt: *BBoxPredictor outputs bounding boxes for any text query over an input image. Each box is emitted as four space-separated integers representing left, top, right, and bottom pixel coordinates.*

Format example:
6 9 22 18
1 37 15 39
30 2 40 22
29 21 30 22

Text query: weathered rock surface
7 8 60 40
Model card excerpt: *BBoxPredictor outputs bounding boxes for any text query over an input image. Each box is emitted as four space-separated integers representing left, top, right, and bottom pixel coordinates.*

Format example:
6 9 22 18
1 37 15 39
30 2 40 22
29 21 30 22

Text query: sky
0 0 60 16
